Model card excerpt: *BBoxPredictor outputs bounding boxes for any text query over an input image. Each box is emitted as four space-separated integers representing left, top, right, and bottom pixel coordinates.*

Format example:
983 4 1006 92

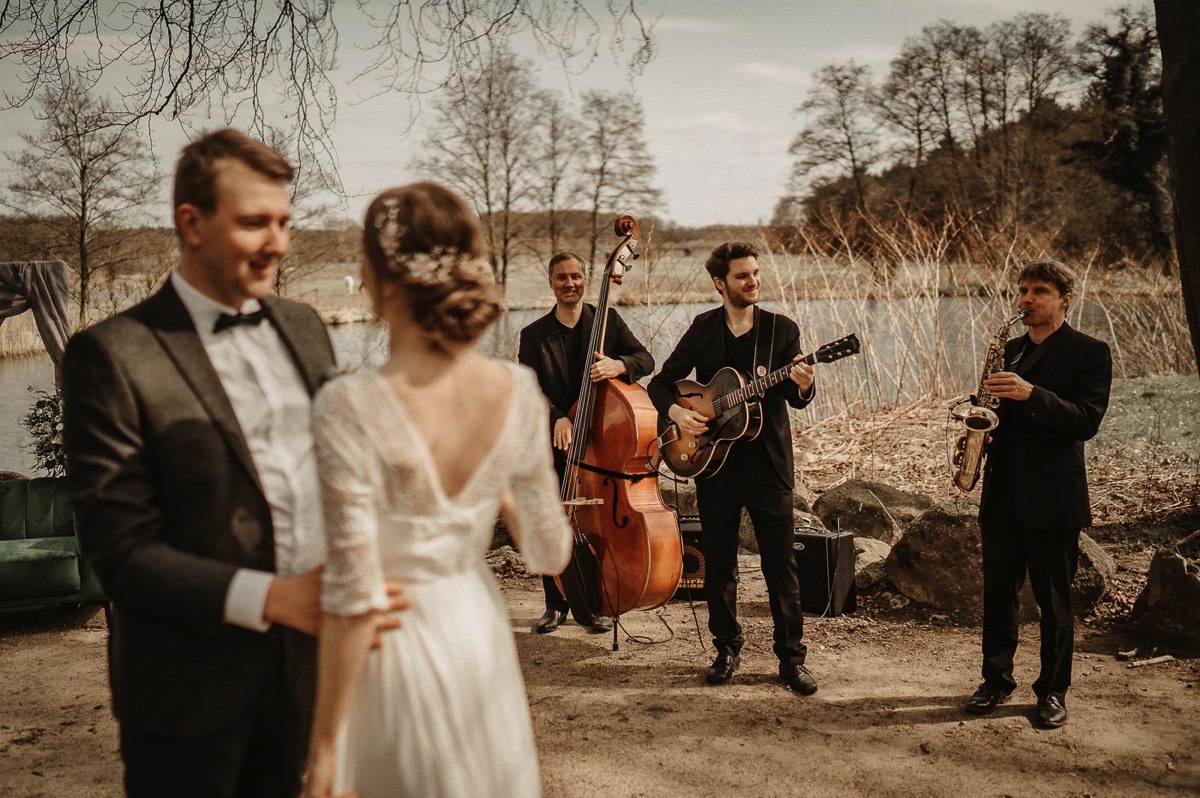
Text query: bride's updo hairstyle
363 182 501 348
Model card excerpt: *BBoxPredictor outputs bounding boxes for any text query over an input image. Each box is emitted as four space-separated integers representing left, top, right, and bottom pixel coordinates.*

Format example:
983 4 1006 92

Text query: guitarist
647 241 818 695
518 251 655 634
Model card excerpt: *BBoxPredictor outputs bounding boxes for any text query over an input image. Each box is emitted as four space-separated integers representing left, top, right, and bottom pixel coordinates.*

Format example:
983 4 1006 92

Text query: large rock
884 501 1113 621
812 480 934 545
853 536 891 590
1130 549 1200 650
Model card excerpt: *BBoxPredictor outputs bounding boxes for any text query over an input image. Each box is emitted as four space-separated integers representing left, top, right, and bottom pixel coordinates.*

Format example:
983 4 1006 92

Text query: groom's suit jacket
62 282 335 735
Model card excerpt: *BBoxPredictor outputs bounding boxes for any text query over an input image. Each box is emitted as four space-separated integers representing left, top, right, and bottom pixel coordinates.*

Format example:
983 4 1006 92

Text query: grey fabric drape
0 261 75 383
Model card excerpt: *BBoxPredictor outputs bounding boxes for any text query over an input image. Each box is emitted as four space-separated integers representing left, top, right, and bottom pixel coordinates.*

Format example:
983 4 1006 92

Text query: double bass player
518 251 654 634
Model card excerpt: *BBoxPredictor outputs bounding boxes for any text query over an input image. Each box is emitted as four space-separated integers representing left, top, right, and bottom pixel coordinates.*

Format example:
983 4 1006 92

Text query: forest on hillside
772 6 1168 272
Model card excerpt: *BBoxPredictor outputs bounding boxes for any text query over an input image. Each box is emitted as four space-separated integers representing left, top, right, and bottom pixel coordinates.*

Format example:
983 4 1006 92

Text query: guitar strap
750 306 776 391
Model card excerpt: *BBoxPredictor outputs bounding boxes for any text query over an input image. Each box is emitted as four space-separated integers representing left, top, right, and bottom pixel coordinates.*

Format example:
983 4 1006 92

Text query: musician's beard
727 289 759 309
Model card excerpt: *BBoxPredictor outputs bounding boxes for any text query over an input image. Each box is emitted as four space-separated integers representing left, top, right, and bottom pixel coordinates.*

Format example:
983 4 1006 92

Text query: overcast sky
0 0 1131 228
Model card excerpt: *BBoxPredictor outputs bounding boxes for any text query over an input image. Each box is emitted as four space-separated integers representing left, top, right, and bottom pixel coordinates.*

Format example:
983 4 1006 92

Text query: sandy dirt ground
2 556 1197 798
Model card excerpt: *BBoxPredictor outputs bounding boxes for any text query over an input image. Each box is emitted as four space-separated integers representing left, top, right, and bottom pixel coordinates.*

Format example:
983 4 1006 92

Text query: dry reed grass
0 313 43 357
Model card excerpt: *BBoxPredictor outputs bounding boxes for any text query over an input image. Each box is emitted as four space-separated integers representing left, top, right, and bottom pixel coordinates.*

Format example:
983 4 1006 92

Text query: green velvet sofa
0 476 105 610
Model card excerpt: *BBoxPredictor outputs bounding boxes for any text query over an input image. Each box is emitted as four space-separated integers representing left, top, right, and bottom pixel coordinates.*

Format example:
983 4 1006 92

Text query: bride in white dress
301 183 571 798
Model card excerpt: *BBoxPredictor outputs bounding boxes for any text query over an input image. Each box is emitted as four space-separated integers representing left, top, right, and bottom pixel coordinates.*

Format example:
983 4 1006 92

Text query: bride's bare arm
302 610 378 798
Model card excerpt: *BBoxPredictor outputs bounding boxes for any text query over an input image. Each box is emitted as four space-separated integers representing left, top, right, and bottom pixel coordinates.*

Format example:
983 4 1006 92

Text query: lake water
0 296 1154 475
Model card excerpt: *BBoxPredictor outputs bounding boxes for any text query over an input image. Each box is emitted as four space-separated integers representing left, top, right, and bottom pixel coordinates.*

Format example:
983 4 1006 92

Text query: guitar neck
717 352 815 414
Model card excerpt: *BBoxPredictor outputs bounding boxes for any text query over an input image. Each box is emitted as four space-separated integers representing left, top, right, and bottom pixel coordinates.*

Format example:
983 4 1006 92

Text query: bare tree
875 43 939 209
412 47 542 285
786 61 881 211
529 92 586 254
1010 13 1077 121
4 75 159 324
0 1 653 189
577 89 662 276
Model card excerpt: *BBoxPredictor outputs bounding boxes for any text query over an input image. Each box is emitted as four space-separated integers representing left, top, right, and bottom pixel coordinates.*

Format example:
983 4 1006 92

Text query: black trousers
542 574 571 613
119 644 307 798
696 475 806 665
980 479 1080 698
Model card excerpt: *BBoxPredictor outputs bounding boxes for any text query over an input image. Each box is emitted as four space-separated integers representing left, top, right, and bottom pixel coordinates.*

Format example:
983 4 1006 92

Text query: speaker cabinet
675 515 705 600
793 527 856 617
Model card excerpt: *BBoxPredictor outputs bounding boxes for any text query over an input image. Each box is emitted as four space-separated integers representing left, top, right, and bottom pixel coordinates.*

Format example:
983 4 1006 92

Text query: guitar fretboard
715 352 816 415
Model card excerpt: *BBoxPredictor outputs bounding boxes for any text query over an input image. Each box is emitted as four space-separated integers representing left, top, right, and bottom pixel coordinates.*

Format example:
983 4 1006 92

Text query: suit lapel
140 284 265 494
263 297 328 396
546 304 595 390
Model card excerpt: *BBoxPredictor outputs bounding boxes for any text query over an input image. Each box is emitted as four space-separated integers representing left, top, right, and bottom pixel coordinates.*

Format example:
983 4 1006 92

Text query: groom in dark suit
62 129 402 798
963 259 1112 729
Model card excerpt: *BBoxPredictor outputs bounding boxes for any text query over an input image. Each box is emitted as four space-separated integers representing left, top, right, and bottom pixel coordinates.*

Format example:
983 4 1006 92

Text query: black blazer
62 282 335 735
647 305 813 490
517 303 654 430
980 322 1111 532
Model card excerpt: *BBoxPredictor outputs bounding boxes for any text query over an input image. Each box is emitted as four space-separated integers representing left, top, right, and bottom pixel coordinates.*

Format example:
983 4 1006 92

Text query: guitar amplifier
793 526 856 617
674 515 705 600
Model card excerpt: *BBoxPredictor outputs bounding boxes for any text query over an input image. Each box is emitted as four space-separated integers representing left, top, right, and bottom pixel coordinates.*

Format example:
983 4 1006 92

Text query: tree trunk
1155 0 1200 378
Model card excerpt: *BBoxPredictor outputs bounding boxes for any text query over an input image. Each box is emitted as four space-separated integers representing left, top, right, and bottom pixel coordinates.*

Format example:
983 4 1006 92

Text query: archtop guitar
657 333 861 479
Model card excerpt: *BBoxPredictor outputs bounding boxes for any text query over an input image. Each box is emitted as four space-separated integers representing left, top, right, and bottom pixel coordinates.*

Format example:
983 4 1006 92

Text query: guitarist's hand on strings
789 355 815 393
590 352 628 382
668 403 710 436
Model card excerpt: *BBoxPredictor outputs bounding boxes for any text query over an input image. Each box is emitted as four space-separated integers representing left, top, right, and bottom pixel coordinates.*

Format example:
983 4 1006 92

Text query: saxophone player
963 260 1112 729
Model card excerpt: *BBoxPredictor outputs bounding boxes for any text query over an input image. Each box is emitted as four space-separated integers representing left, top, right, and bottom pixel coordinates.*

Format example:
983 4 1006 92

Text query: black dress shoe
535 609 568 634
779 662 818 696
590 616 614 634
964 682 1013 715
705 652 740 684
1036 693 1068 728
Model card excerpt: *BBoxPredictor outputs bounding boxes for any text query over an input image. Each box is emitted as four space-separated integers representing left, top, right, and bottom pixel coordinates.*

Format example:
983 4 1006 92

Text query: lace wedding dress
313 362 571 798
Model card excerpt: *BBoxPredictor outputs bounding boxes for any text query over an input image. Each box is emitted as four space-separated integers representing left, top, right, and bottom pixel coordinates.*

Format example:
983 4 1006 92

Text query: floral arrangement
22 387 66 477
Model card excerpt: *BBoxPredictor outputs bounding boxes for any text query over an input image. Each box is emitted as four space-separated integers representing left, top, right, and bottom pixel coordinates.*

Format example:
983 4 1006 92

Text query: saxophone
950 309 1029 492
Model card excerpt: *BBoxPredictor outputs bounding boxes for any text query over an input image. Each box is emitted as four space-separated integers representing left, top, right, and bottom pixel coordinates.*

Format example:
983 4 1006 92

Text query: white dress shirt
171 270 326 631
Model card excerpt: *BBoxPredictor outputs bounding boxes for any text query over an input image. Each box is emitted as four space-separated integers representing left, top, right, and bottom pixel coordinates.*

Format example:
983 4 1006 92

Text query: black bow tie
213 306 271 334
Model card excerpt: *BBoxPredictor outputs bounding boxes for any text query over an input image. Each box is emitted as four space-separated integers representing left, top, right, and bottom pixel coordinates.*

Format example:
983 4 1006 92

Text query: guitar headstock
605 215 641 285
814 333 861 364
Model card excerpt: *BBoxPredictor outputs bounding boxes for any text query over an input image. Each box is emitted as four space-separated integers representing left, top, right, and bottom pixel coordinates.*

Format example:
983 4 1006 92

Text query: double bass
555 215 683 633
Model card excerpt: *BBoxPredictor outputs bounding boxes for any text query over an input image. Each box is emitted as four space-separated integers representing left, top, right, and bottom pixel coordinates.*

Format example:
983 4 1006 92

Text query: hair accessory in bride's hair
373 197 493 285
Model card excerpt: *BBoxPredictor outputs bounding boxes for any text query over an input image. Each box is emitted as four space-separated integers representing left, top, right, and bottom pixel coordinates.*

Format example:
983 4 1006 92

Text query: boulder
884 501 1113 621
1130 549 1200 650
853 537 891 590
812 480 934 545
